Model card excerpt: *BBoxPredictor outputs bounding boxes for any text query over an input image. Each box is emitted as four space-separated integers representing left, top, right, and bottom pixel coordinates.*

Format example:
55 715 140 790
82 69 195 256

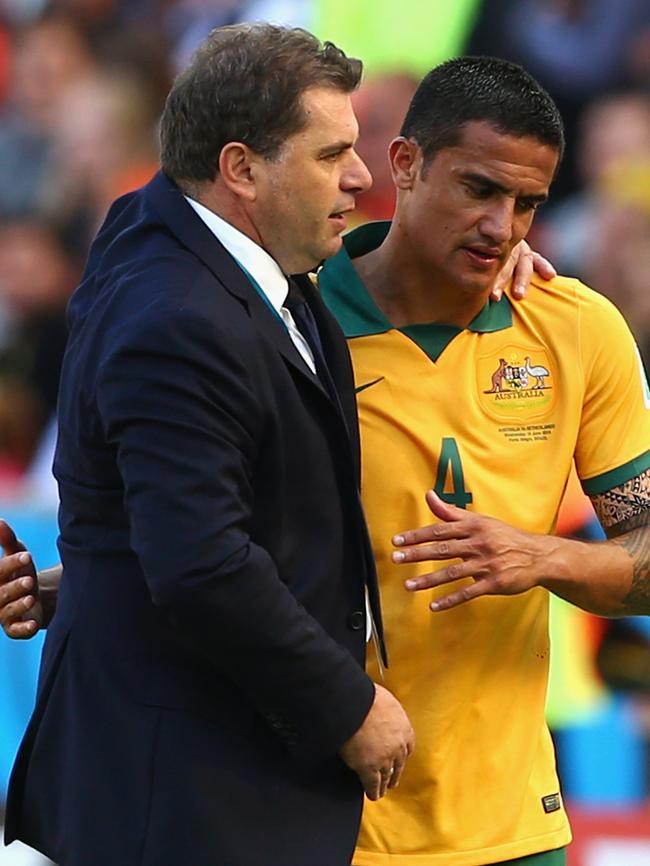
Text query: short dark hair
401 56 565 170
160 23 362 185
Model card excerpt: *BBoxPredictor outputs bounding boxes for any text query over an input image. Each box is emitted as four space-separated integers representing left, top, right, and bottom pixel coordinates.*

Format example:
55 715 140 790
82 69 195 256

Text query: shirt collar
184 196 288 311
319 220 513 338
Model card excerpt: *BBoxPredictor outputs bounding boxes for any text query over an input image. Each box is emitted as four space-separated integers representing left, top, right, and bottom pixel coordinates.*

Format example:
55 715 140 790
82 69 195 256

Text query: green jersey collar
319 221 513 353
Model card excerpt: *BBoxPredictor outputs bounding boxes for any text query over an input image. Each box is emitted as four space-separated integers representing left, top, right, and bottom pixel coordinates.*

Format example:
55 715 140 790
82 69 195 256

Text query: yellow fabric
319 237 650 866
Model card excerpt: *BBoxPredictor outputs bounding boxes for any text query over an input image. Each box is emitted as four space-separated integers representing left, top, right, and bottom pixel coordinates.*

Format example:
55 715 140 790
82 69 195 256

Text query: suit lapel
145 173 352 425
297 274 361 471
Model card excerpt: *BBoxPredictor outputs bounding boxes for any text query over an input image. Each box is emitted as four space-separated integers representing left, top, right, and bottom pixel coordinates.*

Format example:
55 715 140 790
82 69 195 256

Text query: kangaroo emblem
484 358 507 393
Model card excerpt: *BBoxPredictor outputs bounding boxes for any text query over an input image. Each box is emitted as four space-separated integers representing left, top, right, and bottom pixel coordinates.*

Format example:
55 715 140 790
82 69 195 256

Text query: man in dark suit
2 23 414 866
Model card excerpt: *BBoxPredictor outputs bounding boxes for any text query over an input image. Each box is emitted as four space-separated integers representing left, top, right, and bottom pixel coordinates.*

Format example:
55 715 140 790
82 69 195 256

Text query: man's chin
319 234 344 263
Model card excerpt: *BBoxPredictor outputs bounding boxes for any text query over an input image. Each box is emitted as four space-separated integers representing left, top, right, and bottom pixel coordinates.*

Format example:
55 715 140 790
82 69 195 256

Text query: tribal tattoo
591 469 650 614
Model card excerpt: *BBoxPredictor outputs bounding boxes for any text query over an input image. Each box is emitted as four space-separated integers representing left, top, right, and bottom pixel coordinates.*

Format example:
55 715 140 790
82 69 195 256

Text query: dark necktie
284 281 338 401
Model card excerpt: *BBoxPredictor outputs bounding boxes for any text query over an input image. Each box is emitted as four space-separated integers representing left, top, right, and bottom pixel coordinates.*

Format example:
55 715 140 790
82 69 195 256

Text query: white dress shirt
184 196 316 374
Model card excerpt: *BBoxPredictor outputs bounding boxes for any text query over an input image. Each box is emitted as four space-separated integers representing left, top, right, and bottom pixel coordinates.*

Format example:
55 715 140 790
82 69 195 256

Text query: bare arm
590 471 650 614
392 470 650 618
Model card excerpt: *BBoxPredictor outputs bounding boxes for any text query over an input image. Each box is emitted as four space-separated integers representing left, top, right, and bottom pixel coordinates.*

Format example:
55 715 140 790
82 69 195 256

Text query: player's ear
218 142 259 202
390 137 421 191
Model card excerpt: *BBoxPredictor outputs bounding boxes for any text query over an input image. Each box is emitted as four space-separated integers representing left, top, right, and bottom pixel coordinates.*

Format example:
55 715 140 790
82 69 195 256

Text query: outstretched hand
391 490 555 611
0 519 42 638
491 239 557 301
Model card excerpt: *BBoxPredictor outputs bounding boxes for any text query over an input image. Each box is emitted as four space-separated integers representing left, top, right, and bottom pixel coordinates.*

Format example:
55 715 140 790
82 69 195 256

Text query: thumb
0 519 26 555
425 489 464 523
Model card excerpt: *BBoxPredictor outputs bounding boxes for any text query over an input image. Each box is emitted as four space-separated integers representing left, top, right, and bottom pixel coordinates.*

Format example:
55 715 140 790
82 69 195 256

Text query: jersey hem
352 826 572 866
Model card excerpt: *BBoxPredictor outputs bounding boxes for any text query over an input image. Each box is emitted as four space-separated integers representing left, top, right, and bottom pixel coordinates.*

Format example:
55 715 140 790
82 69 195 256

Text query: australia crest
478 345 556 421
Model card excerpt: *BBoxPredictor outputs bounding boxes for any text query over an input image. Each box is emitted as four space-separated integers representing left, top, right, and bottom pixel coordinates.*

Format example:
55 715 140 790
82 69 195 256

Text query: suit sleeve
96 301 374 761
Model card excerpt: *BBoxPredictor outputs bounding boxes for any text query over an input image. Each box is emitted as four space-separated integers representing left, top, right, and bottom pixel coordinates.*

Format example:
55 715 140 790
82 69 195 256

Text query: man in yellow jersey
2 55 650 866
317 57 650 866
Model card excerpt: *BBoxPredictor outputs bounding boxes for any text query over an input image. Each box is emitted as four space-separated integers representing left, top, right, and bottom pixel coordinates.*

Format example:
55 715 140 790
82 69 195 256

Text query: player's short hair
401 56 565 171
160 23 362 184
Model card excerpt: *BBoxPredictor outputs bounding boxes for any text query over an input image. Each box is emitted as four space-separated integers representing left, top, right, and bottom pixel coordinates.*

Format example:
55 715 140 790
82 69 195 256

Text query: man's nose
479 199 514 245
342 150 373 194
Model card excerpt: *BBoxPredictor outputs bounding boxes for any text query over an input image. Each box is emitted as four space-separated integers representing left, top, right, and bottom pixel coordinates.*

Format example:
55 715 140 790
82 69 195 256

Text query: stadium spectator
0 14 95 218
350 72 418 223
0 219 75 494
541 91 650 367
468 0 650 200
42 68 162 252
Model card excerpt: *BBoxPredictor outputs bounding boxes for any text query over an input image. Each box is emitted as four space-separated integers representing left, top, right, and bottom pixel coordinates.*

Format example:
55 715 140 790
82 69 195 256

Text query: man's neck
353 229 489 330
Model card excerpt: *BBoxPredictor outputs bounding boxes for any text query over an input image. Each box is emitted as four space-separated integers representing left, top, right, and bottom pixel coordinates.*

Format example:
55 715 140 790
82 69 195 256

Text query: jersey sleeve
575 286 650 495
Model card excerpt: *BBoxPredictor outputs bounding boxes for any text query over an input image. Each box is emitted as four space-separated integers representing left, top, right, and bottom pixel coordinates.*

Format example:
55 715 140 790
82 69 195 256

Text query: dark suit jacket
6 172 382 866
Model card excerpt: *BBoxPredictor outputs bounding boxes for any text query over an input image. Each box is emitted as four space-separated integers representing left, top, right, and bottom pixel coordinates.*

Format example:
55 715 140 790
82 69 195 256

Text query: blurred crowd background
1 1 650 863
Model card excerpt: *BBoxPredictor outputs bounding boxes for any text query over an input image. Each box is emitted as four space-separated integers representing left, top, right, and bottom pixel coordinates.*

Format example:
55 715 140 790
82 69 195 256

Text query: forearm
538 534 636 617
38 564 62 625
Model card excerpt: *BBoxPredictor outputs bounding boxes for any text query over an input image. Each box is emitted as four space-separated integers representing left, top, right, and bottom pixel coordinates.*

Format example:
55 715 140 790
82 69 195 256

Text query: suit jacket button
347 610 365 631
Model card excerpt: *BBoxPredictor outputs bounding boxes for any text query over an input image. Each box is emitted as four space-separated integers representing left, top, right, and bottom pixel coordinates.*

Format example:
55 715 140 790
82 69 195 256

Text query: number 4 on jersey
434 437 473 509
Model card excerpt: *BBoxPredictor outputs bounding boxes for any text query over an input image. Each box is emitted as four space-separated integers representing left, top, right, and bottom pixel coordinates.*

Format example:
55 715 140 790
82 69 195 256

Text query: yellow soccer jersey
318 222 650 866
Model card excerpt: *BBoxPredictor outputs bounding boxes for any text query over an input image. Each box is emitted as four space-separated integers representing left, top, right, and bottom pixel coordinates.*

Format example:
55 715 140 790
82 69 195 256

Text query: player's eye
464 183 492 199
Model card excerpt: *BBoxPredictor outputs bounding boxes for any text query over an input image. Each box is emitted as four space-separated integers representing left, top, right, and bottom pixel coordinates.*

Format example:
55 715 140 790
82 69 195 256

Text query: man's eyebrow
317 140 354 157
461 171 511 195
461 171 548 204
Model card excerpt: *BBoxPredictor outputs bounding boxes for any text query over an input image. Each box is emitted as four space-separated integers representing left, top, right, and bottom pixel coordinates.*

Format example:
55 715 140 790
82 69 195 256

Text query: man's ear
389 137 422 191
218 142 259 201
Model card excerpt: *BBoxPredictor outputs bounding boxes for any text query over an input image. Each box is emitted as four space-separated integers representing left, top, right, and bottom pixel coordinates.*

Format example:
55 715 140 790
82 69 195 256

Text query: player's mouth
461 245 503 268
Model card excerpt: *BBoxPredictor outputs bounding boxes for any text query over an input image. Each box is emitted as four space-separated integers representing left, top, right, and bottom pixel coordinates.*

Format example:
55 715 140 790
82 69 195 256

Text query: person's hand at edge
339 683 414 800
491 239 557 301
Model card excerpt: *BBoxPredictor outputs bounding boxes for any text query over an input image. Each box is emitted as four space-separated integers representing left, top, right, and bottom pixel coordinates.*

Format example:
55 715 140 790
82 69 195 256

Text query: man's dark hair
160 23 362 185
401 56 565 170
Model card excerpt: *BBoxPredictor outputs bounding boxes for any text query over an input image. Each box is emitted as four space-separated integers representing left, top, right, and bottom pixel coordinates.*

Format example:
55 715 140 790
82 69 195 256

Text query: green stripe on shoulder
582 449 650 496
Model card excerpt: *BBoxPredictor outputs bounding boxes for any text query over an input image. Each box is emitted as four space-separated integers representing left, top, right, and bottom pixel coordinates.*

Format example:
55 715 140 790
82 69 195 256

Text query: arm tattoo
591 469 650 614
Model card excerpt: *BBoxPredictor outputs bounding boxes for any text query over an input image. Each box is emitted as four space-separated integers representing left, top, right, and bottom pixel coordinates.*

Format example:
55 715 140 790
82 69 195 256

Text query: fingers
0 519 26 555
0 570 34 600
392 492 468 551
359 768 383 801
0 552 36 584
405 561 476 591
425 489 465 522
378 765 393 799
388 750 406 790
510 240 533 299
394 538 469 565
491 253 516 301
430 579 491 612
362 763 398 801
531 251 557 281
0 581 38 636
6 617 40 639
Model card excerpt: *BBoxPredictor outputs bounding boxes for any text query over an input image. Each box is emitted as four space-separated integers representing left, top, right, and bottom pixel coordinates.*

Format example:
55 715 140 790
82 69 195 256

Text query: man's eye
465 184 490 198
516 200 538 213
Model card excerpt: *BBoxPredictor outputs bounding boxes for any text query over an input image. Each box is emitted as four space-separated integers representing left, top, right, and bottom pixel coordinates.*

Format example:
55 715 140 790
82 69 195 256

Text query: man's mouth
461 245 503 267
328 210 350 230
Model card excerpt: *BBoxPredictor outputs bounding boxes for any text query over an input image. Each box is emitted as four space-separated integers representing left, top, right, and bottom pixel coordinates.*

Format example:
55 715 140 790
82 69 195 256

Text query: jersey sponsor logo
477 345 556 421
541 792 562 813
636 346 650 409
355 376 385 395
